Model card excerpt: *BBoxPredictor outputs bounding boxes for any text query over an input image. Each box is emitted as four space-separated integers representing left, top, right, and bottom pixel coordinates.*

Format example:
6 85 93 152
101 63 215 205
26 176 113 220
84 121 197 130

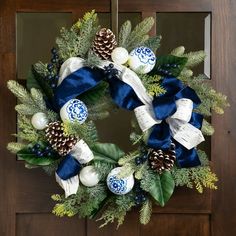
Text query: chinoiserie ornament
92 28 117 60
107 167 134 195
79 165 100 187
148 143 176 173
60 99 88 124
111 47 129 65
45 121 78 156
128 46 156 74
31 112 49 130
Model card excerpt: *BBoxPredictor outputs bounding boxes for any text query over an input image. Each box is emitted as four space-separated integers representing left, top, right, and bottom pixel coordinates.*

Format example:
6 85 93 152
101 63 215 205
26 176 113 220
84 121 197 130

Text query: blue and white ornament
128 46 156 74
60 99 88 123
106 167 134 195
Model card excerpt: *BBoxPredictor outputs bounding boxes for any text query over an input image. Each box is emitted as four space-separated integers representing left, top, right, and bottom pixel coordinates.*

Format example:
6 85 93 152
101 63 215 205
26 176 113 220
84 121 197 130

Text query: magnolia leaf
150 55 187 77
147 171 175 207
79 81 108 105
17 148 58 166
92 143 125 164
26 68 41 90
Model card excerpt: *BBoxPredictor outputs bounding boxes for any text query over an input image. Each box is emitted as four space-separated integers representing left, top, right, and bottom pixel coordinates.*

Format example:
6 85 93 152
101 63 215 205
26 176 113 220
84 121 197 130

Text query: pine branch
30 88 47 111
63 121 98 145
171 46 185 56
141 35 162 53
126 17 155 51
84 50 102 68
184 51 206 68
34 61 48 77
7 80 34 105
171 155 218 193
7 142 26 154
118 20 132 47
93 161 116 180
139 198 152 225
201 119 215 136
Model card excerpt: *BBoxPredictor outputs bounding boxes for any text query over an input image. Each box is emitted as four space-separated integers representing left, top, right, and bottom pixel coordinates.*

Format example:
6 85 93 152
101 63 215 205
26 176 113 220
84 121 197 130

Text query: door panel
1 0 236 235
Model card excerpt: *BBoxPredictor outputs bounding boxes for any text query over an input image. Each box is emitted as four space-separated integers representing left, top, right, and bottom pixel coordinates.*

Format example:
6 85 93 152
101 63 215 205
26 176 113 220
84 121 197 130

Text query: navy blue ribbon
53 67 203 176
56 154 81 180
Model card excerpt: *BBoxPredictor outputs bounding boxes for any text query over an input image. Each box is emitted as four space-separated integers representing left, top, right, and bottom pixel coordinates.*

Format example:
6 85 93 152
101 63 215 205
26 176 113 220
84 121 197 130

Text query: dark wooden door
1 0 236 235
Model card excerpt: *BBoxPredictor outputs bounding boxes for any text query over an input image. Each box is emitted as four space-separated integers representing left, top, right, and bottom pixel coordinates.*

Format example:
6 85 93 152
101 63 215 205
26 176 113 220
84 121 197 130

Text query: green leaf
142 35 162 53
31 66 54 102
145 171 175 207
150 55 188 77
79 81 108 105
26 68 41 90
17 148 58 166
92 143 124 164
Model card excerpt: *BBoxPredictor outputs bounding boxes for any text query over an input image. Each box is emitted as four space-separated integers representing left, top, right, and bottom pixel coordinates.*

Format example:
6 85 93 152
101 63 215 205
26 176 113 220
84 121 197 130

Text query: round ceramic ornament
128 46 156 74
79 165 100 187
60 99 88 123
111 47 129 65
31 112 49 130
106 167 134 195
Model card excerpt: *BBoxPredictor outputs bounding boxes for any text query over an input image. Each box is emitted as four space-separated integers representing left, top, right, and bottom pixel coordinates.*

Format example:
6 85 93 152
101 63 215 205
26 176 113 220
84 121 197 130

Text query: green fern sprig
139 198 152 225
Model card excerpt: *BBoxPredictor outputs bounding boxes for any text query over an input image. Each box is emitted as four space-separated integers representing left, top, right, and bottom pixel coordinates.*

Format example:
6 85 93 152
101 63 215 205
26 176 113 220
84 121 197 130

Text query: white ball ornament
106 167 134 195
79 166 100 187
111 47 129 65
60 99 88 124
31 112 49 130
128 46 156 74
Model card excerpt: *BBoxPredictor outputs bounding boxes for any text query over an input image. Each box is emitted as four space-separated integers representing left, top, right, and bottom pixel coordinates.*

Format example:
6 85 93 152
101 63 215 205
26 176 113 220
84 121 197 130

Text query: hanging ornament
111 47 129 65
92 28 117 60
148 143 176 173
45 121 78 156
107 167 134 195
60 99 88 124
79 165 100 187
128 46 156 74
31 112 49 130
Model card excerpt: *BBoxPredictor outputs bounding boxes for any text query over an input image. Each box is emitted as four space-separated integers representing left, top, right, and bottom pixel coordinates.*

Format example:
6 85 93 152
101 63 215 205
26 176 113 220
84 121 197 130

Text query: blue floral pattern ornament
106 167 134 195
128 46 156 74
60 99 88 124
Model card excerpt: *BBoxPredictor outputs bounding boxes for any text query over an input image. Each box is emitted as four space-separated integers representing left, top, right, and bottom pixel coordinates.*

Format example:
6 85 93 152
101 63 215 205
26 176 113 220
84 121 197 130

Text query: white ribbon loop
134 105 161 132
167 118 205 150
55 173 79 198
171 98 193 123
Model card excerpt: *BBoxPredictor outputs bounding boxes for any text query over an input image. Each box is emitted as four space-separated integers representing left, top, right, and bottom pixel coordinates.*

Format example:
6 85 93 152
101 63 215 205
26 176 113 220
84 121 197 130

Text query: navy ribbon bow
54 66 203 181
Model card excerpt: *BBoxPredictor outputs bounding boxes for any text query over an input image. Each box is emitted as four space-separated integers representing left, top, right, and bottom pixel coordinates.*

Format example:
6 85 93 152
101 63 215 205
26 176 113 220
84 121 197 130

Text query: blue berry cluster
135 147 149 165
29 143 54 158
157 63 180 77
46 48 63 89
134 183 147 205
103 63 120 80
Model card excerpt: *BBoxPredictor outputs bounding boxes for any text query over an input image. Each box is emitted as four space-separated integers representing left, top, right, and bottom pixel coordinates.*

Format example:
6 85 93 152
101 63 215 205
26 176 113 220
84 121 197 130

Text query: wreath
7 10 229 227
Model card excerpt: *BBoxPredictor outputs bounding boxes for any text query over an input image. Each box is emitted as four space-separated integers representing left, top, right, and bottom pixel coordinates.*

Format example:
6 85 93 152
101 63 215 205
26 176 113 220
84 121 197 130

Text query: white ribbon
55 139 94 198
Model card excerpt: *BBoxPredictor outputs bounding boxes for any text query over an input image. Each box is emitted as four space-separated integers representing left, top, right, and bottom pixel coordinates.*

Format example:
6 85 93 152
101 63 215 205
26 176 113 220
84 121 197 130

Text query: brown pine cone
92 28 117 60
45 121 78 156
149 143 176 173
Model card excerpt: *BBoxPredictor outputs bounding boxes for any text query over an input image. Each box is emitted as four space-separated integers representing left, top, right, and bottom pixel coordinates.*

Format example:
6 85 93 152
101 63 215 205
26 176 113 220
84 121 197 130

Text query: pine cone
92 28 117 60
148 143 176 173
45 121 78 156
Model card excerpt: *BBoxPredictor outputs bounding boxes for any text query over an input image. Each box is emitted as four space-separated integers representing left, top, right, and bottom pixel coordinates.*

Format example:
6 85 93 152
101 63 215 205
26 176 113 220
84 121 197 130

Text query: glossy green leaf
92 143 124 164
17 148 58 166
150 55 187 77
79 81 108 105
147 171 175 207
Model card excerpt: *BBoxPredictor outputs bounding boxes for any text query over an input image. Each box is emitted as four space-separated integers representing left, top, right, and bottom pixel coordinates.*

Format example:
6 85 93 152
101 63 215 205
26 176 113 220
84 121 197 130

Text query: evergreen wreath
7 10 229 227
